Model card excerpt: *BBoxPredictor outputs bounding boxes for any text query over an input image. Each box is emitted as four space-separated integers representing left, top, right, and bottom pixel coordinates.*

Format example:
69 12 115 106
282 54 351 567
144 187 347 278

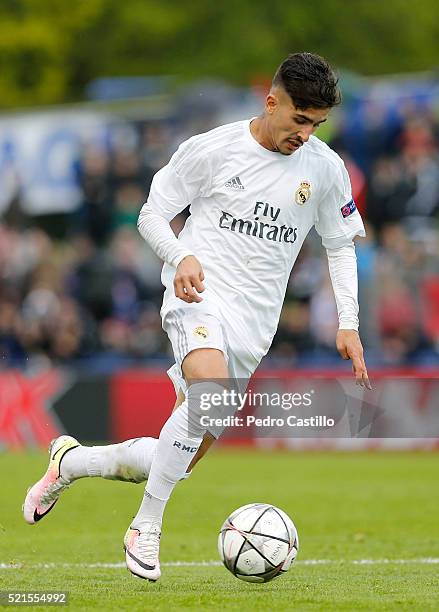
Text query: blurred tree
0 0 438 109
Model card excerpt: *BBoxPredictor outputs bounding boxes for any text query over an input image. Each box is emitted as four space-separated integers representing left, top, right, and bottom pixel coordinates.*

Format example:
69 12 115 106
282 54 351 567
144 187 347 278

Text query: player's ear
266 92 278 115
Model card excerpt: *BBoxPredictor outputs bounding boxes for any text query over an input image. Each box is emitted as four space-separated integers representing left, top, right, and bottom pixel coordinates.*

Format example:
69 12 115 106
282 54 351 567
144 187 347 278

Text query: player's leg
60 437 158 483
57 390 186 485
22 435 159 525
23 391 186 525
181 340 259 472
57 386 210 482
22 383 207 526
173 355 221 473
124 347 228 581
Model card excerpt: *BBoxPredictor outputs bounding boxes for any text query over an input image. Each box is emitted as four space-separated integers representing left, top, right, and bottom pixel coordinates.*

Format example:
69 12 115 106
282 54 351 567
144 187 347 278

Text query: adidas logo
224 176 245 190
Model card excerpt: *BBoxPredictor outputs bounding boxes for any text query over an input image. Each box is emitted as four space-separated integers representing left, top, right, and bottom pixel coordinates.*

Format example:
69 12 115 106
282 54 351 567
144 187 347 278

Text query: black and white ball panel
218 503 299 583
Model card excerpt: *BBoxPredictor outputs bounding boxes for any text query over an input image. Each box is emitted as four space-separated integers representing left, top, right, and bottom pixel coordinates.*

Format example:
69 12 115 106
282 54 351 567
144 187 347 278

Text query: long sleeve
137 134 213 267
138 200 194 268
326 242 359 330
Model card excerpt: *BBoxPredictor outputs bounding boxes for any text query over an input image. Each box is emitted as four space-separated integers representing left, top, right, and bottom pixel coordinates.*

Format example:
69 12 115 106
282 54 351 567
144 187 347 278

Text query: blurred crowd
1 99 439 371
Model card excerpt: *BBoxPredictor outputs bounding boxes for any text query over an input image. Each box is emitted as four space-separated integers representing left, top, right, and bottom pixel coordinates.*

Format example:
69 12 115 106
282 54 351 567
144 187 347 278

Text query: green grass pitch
1 449 439 610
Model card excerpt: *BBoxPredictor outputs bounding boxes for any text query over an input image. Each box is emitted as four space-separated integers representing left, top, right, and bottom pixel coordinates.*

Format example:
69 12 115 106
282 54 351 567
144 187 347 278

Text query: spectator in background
0 288 26 364
400 115 439 238
270 298 315 363
376 223 434 364
113 183 145 230
140 121 173 174
367 156 416 230
76 146 113 246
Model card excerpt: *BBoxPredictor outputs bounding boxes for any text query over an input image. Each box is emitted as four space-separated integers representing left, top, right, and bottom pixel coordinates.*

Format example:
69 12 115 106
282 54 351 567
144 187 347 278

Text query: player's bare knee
182 348 229 381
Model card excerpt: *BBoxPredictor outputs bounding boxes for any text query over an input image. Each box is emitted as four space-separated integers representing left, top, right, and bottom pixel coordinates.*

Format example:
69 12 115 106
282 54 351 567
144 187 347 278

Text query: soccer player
23 52 370 581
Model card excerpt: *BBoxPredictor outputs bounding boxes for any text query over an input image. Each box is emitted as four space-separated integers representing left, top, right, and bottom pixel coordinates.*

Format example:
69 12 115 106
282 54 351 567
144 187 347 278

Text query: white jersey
145 119 365 362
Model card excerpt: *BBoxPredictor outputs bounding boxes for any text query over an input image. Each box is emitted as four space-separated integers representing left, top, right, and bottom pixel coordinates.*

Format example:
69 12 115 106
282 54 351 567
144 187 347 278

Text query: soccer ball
218 502 299 583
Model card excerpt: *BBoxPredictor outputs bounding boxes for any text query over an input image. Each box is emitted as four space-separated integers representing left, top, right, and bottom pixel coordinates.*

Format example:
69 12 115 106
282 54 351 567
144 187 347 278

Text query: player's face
265 87 330 155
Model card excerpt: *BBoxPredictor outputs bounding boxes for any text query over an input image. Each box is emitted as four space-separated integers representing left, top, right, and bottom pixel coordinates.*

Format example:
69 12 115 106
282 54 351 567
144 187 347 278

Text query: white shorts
162 298 259 399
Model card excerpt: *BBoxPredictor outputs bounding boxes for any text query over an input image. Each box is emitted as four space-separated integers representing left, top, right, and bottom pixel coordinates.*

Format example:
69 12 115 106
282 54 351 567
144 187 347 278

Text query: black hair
272 52 341 109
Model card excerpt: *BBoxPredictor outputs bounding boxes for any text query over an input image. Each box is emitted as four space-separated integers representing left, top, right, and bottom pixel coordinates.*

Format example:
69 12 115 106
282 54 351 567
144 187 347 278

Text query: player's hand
336 329 372 389
174 255 205 303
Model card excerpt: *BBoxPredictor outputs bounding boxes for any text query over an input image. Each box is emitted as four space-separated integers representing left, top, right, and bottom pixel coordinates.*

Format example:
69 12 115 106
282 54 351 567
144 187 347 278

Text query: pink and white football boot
124 522 162 582
23 435 80 524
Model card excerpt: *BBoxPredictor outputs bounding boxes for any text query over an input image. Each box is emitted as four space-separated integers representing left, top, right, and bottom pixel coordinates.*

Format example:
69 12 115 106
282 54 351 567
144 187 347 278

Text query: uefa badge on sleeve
341 199 357 218
295 180 311 205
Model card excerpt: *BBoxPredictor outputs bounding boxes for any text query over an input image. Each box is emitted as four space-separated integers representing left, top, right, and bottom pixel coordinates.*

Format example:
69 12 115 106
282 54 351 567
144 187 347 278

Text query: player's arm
315 156 369 388
137 139 210 303
326 242 371 389
138 202 204 303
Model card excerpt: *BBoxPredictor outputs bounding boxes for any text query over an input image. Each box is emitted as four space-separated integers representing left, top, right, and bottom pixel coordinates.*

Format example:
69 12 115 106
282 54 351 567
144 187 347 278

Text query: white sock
60 438 158 483
131 382 222 530
60 446 90 480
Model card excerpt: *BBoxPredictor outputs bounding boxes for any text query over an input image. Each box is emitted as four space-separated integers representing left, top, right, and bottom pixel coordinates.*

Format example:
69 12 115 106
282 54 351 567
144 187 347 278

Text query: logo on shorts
193 326 208 340
295 180 311 205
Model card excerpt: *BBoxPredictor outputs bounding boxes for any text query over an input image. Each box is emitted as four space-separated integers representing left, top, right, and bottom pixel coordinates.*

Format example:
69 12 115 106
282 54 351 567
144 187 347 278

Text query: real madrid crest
295 180 311 206
193 325 208 340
